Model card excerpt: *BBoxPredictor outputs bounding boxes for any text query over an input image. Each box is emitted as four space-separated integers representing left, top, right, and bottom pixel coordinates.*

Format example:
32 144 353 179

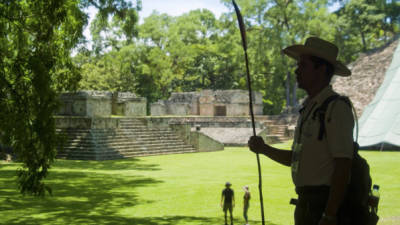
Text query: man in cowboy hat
221 182 235 225
248 37 354 225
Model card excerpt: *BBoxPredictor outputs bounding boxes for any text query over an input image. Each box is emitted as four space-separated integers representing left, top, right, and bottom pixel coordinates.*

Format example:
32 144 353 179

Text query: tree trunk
292 81 297 109
361 31 367 51
286 71 290 109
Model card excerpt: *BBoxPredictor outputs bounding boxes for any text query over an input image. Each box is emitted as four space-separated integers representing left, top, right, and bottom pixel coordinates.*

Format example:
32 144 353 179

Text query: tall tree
0 0 140 196
88 0 142 54
342 0 385 51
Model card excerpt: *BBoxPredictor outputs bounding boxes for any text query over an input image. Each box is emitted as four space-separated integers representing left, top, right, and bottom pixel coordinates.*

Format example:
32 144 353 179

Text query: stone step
108 136 181 142
57 147 197 160
88 136 179 142
60 145 190 153
59 146 97 151
104 144 193 152
61 142 192 151
57 130 91 134
110 146 196 153
115 129 173 133
107 132 179 138
95 131 178 136
119 119 146 122
92 134 180 142
59 133 92 139
265 135 292 144
269 131 286 136
100 143 192 151
57 120 199 160
123 150 197 158
112 148 197 156
119 125 148 129
89 139 181 146
117 128 174 132
62 141 96 147
267 125 287 131
119 121 146 124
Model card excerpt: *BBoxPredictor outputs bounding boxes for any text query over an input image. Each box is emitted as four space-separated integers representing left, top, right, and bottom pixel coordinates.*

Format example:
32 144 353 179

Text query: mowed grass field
0 143 399 225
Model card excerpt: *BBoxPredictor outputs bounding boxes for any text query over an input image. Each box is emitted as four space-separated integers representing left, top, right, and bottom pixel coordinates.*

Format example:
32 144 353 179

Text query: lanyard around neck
297 102 317 143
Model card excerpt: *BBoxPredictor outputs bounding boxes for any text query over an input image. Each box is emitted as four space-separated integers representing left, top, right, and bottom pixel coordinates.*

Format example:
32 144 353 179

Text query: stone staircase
57 118 197 160
264 124 292 144
260 116 296 144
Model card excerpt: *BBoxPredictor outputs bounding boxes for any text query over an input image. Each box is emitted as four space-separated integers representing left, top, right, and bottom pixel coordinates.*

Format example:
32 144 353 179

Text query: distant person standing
221 182 235 225
243 185 251 225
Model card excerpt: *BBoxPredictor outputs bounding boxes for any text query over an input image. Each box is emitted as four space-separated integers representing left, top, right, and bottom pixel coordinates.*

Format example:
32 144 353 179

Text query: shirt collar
301 85 335 110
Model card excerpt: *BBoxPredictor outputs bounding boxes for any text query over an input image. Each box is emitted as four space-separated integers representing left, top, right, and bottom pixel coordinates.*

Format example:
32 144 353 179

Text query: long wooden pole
232 1 265 225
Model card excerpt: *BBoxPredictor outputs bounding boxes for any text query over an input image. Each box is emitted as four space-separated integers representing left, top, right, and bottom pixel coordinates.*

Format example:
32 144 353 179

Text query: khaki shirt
291 85 354 187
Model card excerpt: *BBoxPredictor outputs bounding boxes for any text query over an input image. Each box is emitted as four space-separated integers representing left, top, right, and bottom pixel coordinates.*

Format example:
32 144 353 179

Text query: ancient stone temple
151 89 263 116
111 92 147 116
58 91 147 117
55 91 223 160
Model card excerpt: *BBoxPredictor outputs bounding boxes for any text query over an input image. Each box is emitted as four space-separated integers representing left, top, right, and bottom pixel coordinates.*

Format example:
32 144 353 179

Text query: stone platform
55 114 296 160
56 117 223 160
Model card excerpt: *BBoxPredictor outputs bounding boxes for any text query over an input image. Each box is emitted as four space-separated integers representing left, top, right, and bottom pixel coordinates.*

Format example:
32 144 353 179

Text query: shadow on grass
0 158 281 225
53 157 161 171
2 214 280 225
0 158 164 225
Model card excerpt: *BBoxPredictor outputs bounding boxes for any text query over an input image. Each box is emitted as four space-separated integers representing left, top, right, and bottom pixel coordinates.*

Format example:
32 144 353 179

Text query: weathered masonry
58 91 147 117
150 89 263 116
55 91 223 160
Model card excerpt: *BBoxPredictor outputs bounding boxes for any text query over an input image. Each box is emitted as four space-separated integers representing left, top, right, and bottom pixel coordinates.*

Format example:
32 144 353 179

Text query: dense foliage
0 0 141 196
78 0 399 114
1 0 398 195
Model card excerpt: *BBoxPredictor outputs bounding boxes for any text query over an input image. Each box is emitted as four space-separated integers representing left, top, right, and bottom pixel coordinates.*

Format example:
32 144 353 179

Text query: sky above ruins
140 0 229 21
82 0 229 48
82 0 339 50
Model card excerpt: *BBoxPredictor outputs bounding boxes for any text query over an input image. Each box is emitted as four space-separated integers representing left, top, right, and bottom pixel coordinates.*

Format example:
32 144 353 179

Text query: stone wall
58 91 112 117
55 116 119 129
112 92 146 116
58 91 146 117
151 89 263 116
151 92 200 116
189 132 224 152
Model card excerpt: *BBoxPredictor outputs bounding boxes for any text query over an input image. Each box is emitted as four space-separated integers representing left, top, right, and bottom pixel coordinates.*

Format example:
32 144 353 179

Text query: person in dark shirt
221 182 235 225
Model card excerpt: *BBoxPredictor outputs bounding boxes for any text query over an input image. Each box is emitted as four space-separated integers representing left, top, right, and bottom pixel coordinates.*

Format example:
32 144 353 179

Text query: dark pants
294 186 330 225
294 186 364 225
243 204 249 222
223 203 233 225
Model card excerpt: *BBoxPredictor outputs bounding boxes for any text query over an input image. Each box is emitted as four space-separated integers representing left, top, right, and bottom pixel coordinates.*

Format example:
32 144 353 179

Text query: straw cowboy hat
282 37 351 76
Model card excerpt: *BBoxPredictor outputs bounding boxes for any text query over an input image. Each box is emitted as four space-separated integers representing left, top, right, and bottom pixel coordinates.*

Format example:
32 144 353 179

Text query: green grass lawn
0 144 399 225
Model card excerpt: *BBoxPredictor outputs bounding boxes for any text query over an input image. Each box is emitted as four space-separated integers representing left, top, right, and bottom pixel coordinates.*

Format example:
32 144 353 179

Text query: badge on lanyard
291 142 302 175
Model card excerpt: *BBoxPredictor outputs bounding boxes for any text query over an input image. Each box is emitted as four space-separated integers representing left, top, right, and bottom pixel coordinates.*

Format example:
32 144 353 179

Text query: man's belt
295 185 330 195
290 185 330 206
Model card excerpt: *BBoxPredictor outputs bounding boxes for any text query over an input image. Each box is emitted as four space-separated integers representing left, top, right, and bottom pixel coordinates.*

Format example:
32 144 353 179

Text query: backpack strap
313 94 353 141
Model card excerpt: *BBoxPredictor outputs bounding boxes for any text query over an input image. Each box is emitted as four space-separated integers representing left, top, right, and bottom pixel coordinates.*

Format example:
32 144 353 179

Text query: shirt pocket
302 118 318 139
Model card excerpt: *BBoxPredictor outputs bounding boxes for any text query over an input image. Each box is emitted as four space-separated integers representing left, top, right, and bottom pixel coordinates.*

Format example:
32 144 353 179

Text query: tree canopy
78 0 399 114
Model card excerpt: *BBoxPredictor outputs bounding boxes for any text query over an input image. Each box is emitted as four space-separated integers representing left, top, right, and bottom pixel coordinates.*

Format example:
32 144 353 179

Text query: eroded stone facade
151 90 263 116
58 91 146 117
112 92 147 116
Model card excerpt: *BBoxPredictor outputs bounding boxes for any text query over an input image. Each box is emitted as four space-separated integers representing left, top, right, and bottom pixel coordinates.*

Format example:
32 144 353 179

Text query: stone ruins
58 91 147 117
54 89 295 160
151 89 263 116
